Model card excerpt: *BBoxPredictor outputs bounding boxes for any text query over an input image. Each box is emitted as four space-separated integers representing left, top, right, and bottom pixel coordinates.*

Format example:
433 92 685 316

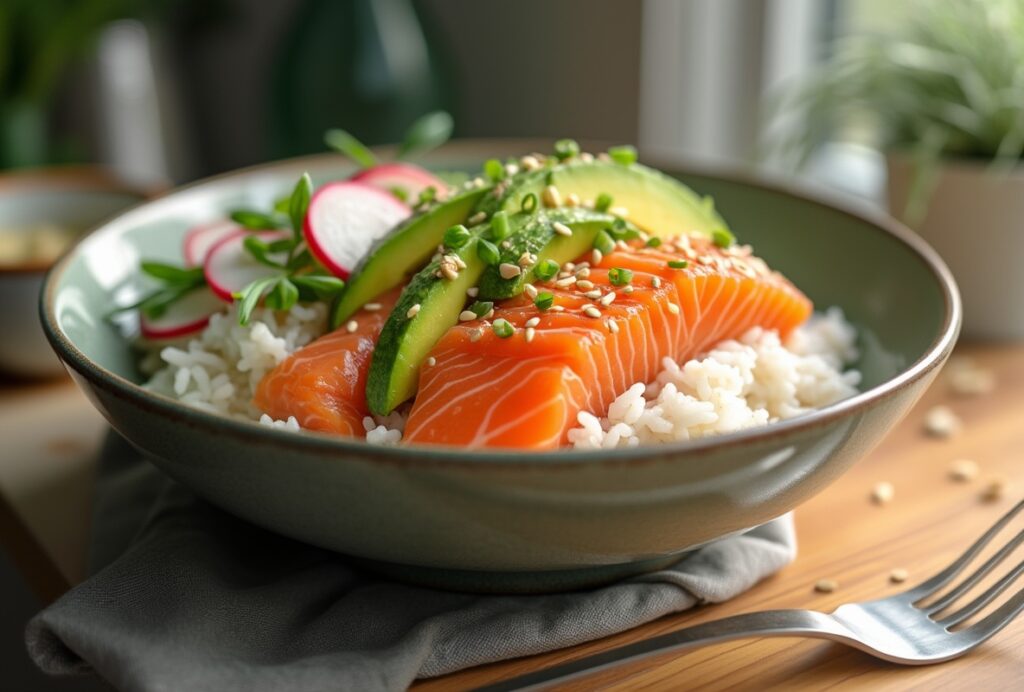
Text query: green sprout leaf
324 128 377 168
288 173 313 240
398 111 454 159
230 210 281 230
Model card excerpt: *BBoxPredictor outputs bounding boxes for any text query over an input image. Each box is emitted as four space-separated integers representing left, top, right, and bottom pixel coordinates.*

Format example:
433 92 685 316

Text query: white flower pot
887 154 1024 340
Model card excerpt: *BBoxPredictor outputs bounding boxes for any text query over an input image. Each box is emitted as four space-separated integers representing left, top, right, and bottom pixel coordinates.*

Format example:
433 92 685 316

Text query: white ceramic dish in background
887 154 1024 341
0 169 145 378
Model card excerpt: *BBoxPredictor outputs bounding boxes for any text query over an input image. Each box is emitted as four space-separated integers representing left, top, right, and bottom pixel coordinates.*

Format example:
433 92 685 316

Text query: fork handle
475 609 850 691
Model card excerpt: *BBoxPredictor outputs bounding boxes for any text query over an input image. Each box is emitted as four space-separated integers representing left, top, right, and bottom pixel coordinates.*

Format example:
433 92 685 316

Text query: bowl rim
39 142 961 467
0 165 150 276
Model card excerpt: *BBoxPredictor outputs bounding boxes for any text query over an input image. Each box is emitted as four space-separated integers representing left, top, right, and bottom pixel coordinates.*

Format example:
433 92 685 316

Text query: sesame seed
698 255 714 266
981 477 1007 502
525 317 540 328
553 222 573 237
622 285 634 294
469 328 482 342
499 263 522 279
871 481 894 505
565 192 581 207
345 320 358 333
407 304 421 318
467 211 487 225
592 249 603 265
518 252 536 267
550 305 565 312
814 579 838 594
524 327 536 343
575 267 591 279
608 320 620 334
667 302 680 315
577 280 595 291
583 306 601 318
500 240 512 249
558 271 571 279
889 568 909 584
467 287 479 298
564 262 576 271
924 405 960 438
472 177 485 188
597 152 612 162
459 310 477 322
555 276 577 288
520 155 541 171
441 265 460 281
609 206 629 218
425 356 436 366
652 276 661 288
364 302 382 311
584 289 602 300
600 292 616 306
524 284 538 299
580 152 594 163
504 163 519 176
542 185 562 208
949 458 978 482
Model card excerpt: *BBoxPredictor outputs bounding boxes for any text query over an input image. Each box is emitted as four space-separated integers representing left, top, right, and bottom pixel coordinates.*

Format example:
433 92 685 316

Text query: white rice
145 304 860 448
567 308 861 449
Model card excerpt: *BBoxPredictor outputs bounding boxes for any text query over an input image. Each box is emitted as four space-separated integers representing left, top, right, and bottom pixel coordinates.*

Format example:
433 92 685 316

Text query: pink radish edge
303 180 411 279
140 287 225 340
351 162 447 203
204 229 291 302
183 220 240 266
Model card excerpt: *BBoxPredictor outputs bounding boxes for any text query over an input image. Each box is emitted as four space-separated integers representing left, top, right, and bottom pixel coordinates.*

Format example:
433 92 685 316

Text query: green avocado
330 185 489 329
477 158 729 239
475 207 624 299
365 209 623 415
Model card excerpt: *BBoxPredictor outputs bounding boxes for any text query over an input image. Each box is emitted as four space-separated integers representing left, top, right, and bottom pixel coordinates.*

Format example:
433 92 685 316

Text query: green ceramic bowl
41 141 960 592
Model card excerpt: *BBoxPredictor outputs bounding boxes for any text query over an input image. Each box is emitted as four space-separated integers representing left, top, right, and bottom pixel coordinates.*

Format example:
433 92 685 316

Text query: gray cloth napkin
26 433 796 692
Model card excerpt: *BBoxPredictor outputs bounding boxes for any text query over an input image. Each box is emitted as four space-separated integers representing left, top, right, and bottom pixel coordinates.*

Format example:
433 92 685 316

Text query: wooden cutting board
417 343 1024 690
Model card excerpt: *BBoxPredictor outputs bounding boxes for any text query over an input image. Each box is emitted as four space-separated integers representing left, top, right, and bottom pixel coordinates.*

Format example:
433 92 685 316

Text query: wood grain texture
415 343 1024 691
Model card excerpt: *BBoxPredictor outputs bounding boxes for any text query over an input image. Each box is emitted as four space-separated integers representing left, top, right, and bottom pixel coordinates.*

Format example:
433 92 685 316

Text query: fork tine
937 558 1024 628
909 498 1024 602
925 526 1024 613
962 583 1024 646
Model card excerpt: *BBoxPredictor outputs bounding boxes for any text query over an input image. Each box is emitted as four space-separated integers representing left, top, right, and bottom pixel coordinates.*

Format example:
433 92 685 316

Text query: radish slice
204 230 290 302
303 181 411 279
352 163 448 205
140 287 224 340
184 220 240 266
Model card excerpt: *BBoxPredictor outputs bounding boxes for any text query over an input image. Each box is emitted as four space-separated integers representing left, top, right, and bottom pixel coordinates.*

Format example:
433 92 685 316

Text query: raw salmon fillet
403 235 812 448
253 287 402 435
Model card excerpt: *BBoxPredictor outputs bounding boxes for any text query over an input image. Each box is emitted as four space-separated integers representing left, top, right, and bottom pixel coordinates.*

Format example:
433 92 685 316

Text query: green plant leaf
264 277 299 311
324 128 376 168
140 262 203 284
398 111 454 159
289 173 313 239
235 276 279 326
230 210 281 230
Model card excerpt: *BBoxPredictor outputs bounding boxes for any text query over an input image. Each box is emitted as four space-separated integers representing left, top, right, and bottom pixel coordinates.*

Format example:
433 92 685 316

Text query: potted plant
774 0 1024 340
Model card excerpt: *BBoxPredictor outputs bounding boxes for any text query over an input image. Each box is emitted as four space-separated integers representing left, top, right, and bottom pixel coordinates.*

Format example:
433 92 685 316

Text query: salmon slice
253 287 402 435
403 235 812 448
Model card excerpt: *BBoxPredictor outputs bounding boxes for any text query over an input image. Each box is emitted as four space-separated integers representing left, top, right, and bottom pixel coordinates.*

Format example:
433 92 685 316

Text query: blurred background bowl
0 168 145 378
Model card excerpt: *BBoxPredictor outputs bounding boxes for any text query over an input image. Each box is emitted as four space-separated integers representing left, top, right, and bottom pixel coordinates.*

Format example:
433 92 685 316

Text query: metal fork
480 499 1024 692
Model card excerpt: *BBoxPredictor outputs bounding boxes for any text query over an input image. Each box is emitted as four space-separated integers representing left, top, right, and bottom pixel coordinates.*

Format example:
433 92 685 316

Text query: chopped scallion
595 192 613 212
667 260 689 269
476 238 501 266
492 318 514 338
608 145 638 165
443 224 471 249
608 267 633 286
491 210 511 240
521 192 538 214
712 228 735 248
646 237 662 248
593 229 615 255
468 300 494 318
484 158 505 181
534 258 560 281
553 138 580 160
534 292 554 311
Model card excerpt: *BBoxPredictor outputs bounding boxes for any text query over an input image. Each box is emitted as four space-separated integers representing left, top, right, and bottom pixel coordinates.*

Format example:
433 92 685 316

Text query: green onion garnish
712 228 735 248
492 318 514 338
594 229 615 255
484 158 505 181
608 268 633 286
553 138 580 160
595 192 613 212
491 210 511 240
667 260 689 269
468 300 494 318
608 145 638 165
521 192 538 214
534 292 555 311
476 238 501 266
417 186 437 207
534 258 560 281
389 186 409 202
646 237 662 248
443 224 471 249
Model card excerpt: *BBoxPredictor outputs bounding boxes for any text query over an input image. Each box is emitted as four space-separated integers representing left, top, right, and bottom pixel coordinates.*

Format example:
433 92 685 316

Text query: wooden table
1 344 1021 690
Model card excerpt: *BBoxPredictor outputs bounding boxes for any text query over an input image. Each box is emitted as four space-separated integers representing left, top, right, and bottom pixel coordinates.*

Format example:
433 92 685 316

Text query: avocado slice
366 209 621 415
330 185 489 328
475 207 624 299
478 158 728 239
